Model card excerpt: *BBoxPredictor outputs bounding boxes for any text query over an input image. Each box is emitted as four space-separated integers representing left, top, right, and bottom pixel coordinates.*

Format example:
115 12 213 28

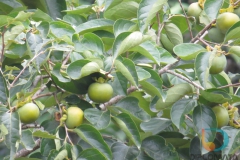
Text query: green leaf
3 24 25 46
67 60 100 80
44 0 66 19
0 2 13 15
63 14 86 27
113 113 141 148
229 46 240 57
171 99 197 129
164 23 183 46
113 19 136 36
139 68 166 100
75 33 104 54
104 1 138 20
138 0 167 32
110 72 128 96
0 15 14 27
50 21 75 38
40 139 56 156
74 124 112 160
130 41 161 64
0 70 9 104
209 73 232 94
0 112 20 160
221 126 240 155
195 52 213 88
115 59 137 87
137 151 154 160
111 142 139 160
32 130 57 139
77 148 106 160
154 83 194 110
158 132 189 148
136 67 151 81
158 47 177 65
173 43 206 60
63 5 93 14
31 9 52 22
84 109 111 130
141 136 179 159
140 118 172 135
193 104 217 154
54 149 68 160
224 21 240 42
21 130 35 150
168 15 190 33
51 63 86 94
115 97 151 122
75 19 114 35
204 0 224 21
113 31 150 60
200 88 232 103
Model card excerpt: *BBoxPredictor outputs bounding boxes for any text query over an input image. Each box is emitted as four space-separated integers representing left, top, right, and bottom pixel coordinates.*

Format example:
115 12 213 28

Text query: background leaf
84 109 111 130
74 124 112 160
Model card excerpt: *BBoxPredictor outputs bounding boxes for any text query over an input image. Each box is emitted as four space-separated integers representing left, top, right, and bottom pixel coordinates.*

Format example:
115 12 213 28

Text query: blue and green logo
202 128 229 151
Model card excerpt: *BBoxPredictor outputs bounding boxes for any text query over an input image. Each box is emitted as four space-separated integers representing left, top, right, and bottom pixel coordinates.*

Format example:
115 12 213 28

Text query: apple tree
0 0 240 159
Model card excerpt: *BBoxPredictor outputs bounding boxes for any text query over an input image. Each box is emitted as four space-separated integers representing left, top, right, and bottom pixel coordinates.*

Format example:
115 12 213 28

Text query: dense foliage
0 0 240 159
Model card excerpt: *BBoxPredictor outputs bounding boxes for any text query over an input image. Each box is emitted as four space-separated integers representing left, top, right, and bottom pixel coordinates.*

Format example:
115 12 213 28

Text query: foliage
0 0 240 159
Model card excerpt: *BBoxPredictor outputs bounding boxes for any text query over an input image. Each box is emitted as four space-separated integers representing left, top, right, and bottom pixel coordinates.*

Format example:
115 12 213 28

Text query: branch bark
100 86 138 110
166 70 205 90
9 51 45 89
190 19 216 43
15 139 41 158
178 0 193 39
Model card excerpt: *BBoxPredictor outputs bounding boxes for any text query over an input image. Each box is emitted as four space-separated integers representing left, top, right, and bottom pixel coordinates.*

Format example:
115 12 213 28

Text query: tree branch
15 139 41 158
158 57 180 75
22 124 41 129
166 70 205 90
32 85 47 99
190 19 216 43
234 0 240 6
156 12 164 46
29 75 49 91
62 52 71 66
100 86 138 110
9 51 45 89
0 27 6 65
178 0 193 39
218 82 240 89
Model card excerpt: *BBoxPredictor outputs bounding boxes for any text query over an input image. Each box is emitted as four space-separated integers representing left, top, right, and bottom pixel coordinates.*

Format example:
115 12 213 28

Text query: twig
185 115 193 122
15 139 41 158
100 95 125 111
29 75 49 91
64 125 74 145
218 82 240 89
178 0 193 39
166 70 205 90
234 0 240 6
158 57 180 75
22 124 41 129
1 27 6 65
156 12 164 45
193 30 208 44
32 85 47 99
32 92 54 100
62 52 71 66
100 86 139 110
9 51 45 89
196 36 214 50
190 19 216 43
